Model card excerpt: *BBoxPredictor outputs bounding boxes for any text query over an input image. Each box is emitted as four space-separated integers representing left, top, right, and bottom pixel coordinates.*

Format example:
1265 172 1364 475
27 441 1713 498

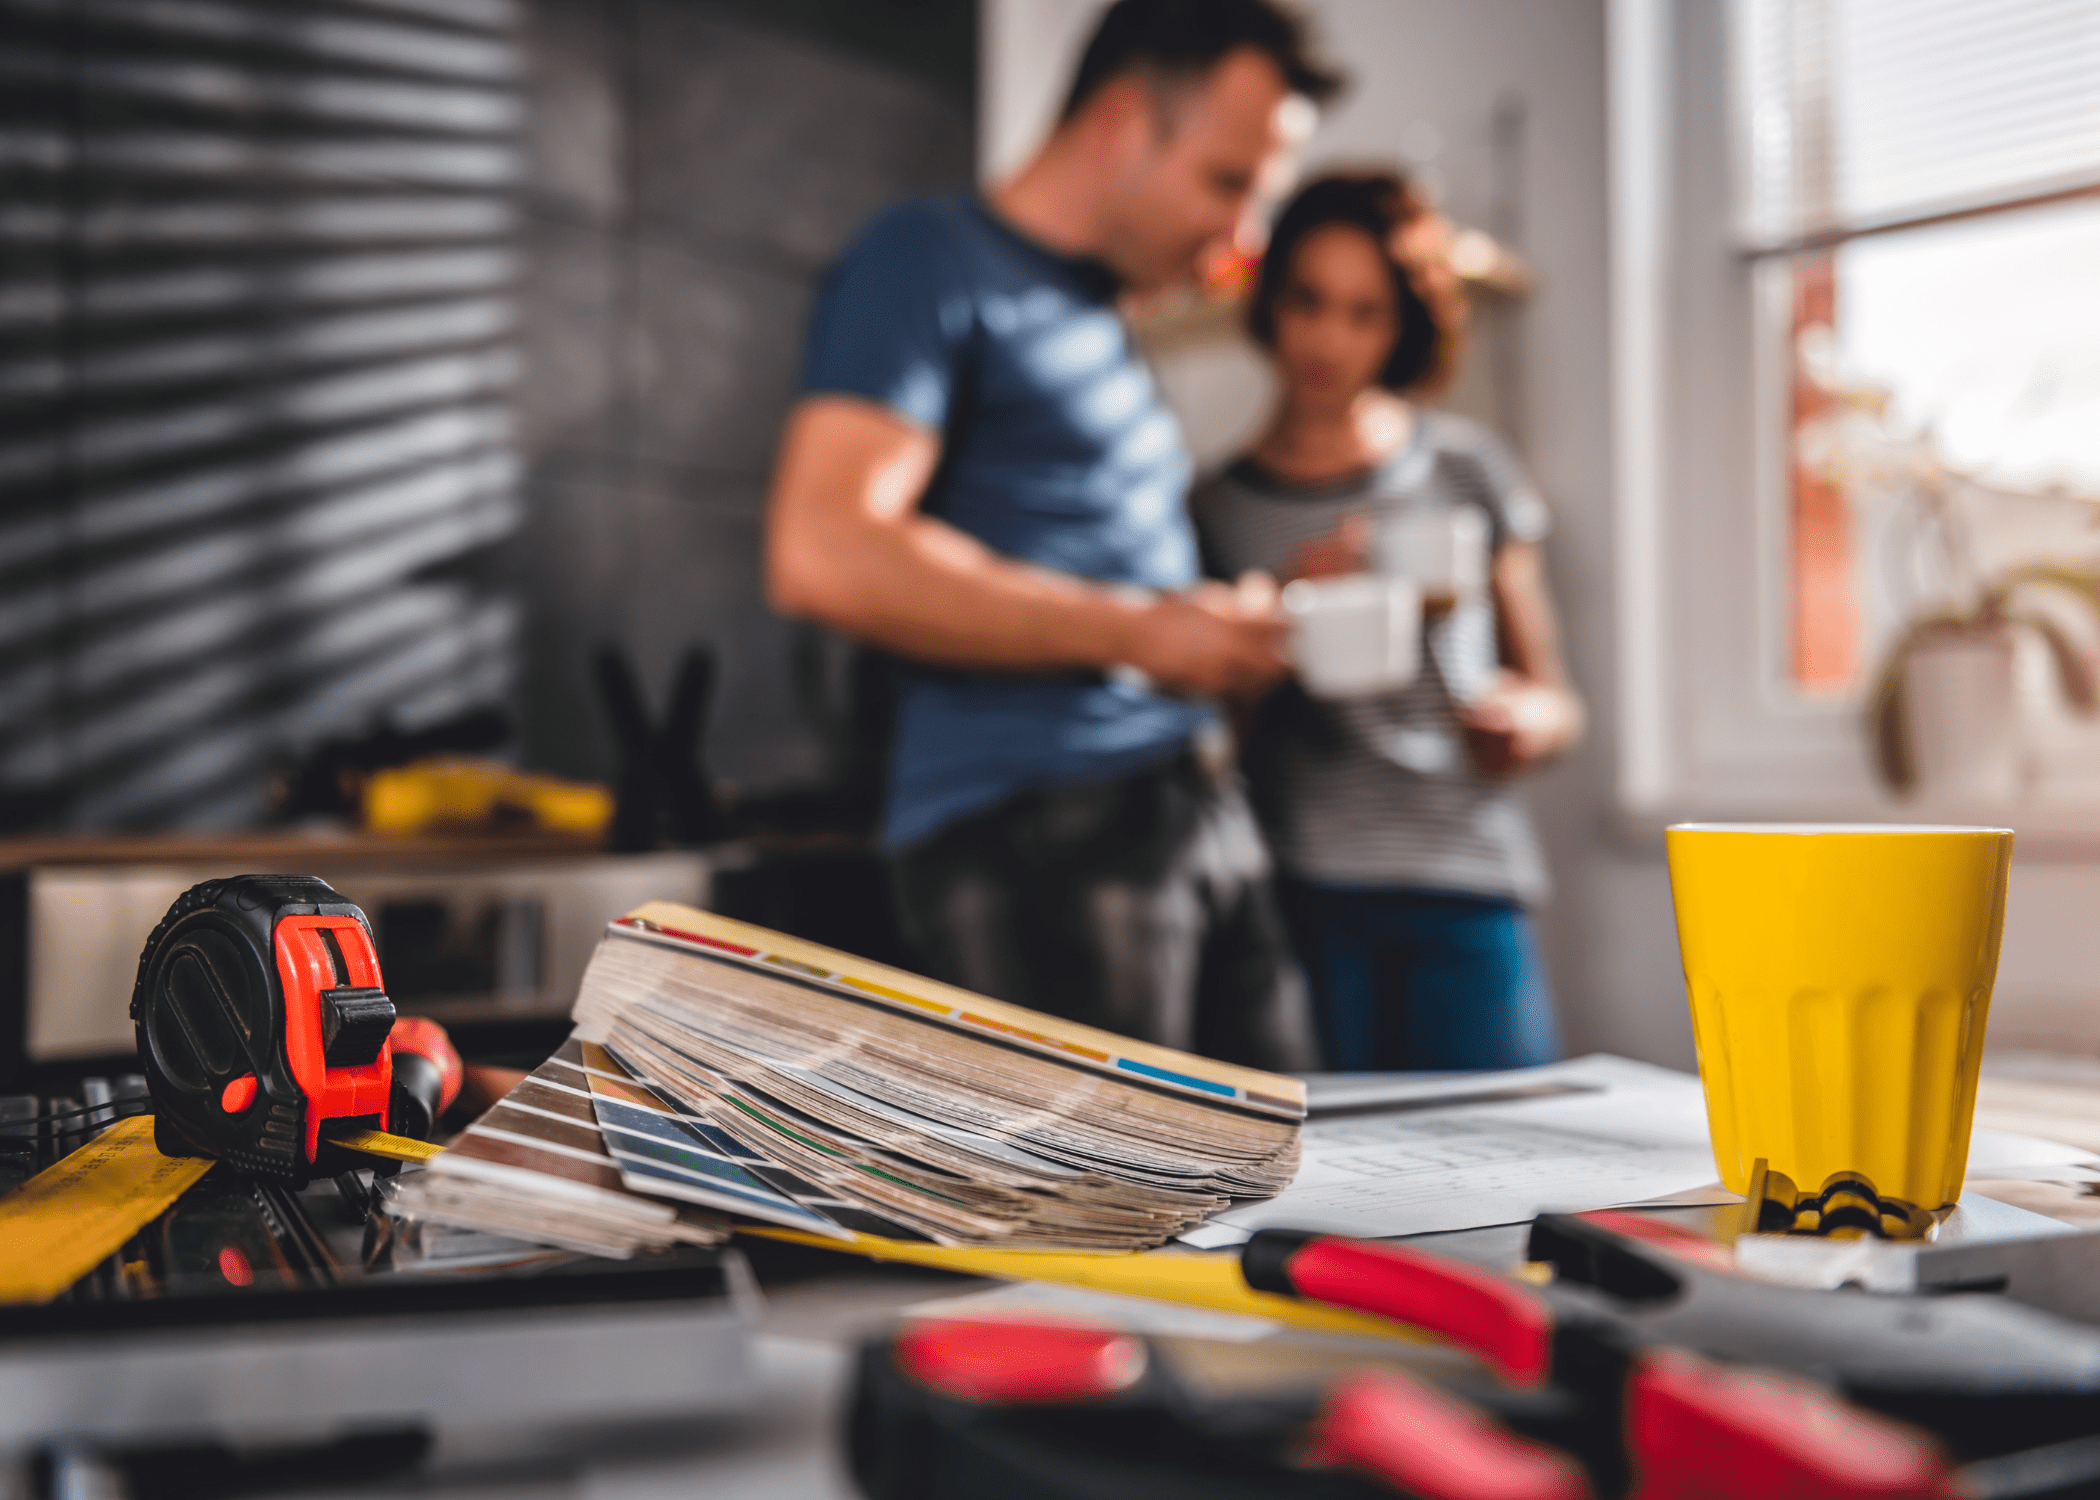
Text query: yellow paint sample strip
322 1124 444 1165
0 1116 213 1305
741 1226 1430 1344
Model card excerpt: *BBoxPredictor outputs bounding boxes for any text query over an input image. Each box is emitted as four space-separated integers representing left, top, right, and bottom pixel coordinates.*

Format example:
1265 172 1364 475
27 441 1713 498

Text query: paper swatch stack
566 903 1304 1251
404 902 1305 1255
393 1038 730 1258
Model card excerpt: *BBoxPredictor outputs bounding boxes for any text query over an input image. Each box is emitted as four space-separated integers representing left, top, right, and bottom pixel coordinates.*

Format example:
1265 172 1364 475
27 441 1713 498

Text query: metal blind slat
1743 0 2100 248
0 0 523 829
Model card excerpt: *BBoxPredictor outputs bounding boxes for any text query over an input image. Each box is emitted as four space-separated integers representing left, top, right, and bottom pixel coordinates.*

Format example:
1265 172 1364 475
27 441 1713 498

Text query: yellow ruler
0 1116 213 1305
741 1226 1430 1344
321 1123 444 1165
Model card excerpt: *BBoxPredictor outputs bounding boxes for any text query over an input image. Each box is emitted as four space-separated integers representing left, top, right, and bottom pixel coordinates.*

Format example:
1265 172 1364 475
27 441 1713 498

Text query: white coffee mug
1373 509 1488 599
1283 574 1421 698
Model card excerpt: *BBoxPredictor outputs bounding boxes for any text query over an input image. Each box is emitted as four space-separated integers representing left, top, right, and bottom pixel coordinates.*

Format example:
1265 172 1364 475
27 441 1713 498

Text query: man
765 0 1342 1067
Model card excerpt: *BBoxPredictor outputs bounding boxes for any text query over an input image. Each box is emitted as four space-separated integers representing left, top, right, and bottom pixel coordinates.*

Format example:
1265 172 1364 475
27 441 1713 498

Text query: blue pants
1279 881 1561 1072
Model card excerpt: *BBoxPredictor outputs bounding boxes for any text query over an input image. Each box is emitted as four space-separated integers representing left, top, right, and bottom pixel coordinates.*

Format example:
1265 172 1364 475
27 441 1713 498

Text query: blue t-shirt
800 195 1213 851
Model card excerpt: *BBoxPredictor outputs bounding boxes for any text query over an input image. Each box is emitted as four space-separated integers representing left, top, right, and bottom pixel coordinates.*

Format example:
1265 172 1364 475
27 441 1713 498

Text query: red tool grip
895 1318 1147 1405
1574 1210 1738 1275
1313 1370 1590 1500
1627 1350 1958 1500
1242 1231 1555 1386
384 1014 463 1141
389 1016 463 1113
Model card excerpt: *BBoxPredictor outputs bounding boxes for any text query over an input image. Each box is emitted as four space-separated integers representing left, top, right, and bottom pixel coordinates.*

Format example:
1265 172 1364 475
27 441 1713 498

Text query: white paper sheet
1183 1055 1725 1247
1964 1126 2100 1178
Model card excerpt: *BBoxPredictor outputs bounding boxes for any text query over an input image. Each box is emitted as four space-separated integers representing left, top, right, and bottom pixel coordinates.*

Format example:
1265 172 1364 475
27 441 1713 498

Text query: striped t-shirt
1191 410 1553 904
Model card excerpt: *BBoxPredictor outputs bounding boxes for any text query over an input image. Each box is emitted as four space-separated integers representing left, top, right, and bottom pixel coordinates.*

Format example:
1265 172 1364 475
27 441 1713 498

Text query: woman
1192 171 1583 1071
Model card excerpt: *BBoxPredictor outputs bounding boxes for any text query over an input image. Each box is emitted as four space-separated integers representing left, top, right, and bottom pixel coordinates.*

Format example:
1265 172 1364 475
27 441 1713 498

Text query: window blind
0 0 522 830
1740 0 2100 252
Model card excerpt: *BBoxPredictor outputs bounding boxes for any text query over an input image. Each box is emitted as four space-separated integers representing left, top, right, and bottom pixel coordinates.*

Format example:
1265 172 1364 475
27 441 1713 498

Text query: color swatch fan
399 1038 729 1259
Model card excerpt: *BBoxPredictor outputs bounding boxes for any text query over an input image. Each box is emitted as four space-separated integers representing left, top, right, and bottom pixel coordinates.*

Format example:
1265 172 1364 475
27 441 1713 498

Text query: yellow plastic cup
1666 823 2014 1210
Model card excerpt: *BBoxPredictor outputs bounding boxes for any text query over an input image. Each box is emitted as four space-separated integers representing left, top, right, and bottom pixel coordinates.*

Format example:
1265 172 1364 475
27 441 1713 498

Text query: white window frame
1609 0 2100 846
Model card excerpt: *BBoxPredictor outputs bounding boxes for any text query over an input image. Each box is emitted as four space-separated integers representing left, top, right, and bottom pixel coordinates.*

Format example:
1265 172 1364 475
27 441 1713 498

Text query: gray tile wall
508 0 974 797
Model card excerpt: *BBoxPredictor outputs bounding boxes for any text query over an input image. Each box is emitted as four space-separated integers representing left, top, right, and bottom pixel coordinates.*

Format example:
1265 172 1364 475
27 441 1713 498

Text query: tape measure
0 876 464 1303
130 874 461 1184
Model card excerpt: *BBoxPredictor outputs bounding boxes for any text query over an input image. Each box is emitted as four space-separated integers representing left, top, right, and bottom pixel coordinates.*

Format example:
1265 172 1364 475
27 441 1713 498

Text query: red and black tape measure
130 874 460 1184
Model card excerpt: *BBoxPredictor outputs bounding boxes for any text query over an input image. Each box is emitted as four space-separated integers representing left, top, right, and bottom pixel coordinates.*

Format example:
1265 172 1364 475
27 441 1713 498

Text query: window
1613 0 2100 826
1742 0 2100 696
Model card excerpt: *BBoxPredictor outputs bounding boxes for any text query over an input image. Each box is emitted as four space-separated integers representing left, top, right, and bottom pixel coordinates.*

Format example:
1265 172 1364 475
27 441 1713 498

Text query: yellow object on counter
743 1226 1430 1343
0 1116 213 1304
1666 823 2013 1210
363 757 614 838
319 1123 445 1165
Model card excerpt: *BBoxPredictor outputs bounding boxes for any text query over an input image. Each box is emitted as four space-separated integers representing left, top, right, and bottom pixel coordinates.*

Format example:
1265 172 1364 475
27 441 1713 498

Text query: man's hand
768 398 1288 694
1122 576 1289 698
1458 674 1584 779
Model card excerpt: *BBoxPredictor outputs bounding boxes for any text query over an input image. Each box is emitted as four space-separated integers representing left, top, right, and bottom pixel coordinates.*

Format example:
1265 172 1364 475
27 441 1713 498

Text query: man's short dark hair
1058 0 1344 123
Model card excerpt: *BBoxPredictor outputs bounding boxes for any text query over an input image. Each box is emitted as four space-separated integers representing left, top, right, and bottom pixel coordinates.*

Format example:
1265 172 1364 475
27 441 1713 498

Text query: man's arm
765 396 1288 698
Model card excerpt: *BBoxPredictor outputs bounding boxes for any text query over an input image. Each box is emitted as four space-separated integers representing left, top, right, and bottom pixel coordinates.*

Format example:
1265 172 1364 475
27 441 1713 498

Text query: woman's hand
1283 513 1459 615
1462 543 1584 777
1285 512 1372 581
1458 673 1585 779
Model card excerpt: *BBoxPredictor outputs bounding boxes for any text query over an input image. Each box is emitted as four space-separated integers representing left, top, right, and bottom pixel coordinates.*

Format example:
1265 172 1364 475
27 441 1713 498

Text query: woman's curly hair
1245 169 1469 393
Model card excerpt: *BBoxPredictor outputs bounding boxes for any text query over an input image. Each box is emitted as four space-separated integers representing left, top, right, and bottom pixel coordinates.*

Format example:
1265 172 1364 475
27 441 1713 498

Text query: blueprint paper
1183 1055 1727 1246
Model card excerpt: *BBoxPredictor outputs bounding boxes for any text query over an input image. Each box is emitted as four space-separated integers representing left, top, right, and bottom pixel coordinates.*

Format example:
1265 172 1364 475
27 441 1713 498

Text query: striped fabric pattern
1191 410 1553 903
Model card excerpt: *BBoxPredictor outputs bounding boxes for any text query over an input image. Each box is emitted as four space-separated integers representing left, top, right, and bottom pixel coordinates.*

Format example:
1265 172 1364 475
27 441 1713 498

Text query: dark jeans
1279 880 1561 1072
891 750 1317 1072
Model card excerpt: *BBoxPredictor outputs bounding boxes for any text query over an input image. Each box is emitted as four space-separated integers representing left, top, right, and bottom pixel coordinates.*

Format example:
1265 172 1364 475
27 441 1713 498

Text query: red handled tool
1308 1368 1589 1500
853 1217 2100 1499
132 875 459 1184
386 1014 464 1141
857 1314 1597 1500
1241 1214 2100 1488
894 1319 1152 1406
863 1312 1955 1500
1623 1351 1958 1500
1242 1231 1559 1387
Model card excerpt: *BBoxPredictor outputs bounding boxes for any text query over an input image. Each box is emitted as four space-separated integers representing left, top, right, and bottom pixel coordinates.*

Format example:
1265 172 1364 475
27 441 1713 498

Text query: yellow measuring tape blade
0 1117 442 1304
0 1115 213 1305
322 1124 444 1165
740 1226 1430 1344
